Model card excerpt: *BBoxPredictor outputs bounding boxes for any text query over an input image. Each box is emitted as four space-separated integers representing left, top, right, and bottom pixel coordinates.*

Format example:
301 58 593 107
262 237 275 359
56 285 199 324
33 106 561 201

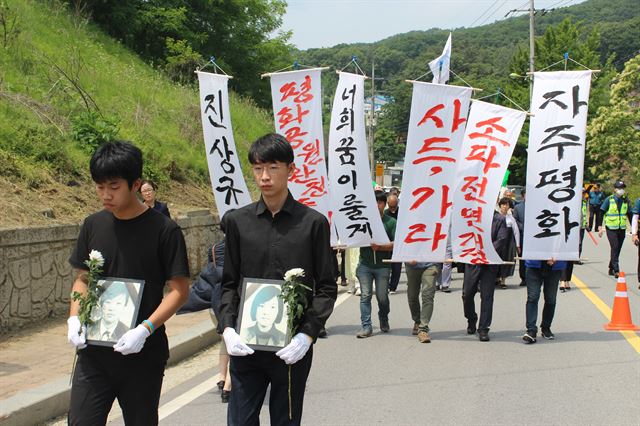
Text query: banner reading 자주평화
522 70 592 260
451 100 526 264
197 71 252 218
328 72 389 247
391 82 472 262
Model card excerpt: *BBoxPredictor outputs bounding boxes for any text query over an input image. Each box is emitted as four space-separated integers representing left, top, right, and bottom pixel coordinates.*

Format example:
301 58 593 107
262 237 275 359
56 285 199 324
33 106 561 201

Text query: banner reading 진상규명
197 71 252 218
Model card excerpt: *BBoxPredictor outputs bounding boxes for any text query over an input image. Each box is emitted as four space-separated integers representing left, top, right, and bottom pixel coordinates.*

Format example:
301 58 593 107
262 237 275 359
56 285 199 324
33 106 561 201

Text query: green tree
374 127 405 163
586 54 640 193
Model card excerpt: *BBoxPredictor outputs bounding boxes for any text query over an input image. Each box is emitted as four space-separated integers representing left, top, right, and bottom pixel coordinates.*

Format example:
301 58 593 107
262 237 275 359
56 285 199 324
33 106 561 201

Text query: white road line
156 289 354 418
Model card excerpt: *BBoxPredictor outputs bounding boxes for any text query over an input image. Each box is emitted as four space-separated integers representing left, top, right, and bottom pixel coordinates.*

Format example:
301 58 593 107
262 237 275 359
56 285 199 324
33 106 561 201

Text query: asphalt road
109 232 639 425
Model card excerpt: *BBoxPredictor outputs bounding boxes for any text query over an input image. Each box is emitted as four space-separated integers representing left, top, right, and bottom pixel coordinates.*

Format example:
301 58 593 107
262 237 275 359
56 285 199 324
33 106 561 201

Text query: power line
477 0 510 26
468 0 502 27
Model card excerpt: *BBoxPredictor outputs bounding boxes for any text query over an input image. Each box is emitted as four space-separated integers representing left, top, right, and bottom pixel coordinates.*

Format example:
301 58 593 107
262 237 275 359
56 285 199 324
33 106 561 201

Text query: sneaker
355 287 361 296
478 331 490 342
418 331 431 343
412 323 419 335
356 328 373 338
541 329 555 340
389 290 397 295
467 324 477 335
441 286 451 293
380 319 390 333
522 331 537 344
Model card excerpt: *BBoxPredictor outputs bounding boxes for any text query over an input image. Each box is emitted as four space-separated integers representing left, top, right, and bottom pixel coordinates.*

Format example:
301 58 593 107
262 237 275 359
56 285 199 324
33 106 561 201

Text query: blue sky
281 0 587 49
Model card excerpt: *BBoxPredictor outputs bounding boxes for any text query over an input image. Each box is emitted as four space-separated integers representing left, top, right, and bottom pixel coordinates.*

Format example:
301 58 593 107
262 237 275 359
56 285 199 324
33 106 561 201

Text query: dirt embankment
0 177 217 229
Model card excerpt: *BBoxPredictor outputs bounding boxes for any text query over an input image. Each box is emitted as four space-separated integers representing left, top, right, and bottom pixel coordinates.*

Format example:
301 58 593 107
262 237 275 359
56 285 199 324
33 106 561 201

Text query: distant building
365 95 393 126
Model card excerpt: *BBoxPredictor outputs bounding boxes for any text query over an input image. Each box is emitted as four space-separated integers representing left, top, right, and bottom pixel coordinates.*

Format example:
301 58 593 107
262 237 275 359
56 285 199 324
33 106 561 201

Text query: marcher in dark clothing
66 141 190 425
512 189 526 286
219 134 337 426
588 183 604 231
384 193 402 293
462 211 510 342
140 180 171 218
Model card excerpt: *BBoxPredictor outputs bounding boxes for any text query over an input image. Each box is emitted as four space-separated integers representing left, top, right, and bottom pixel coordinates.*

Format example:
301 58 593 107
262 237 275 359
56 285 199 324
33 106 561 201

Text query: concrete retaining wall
0 212 221 333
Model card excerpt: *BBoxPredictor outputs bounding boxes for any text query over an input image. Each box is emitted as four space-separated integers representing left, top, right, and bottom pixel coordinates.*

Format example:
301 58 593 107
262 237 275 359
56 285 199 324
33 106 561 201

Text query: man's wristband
142 319 155 334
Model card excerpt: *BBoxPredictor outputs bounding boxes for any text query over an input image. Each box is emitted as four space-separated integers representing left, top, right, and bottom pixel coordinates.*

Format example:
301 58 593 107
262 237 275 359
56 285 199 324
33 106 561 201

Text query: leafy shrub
71 110 119 153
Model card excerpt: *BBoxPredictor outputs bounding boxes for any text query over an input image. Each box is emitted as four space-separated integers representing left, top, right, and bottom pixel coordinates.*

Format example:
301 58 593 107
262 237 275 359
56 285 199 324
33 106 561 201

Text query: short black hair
375 190 387 204
248 133 294 165
499 197 514 208
90 141 142 188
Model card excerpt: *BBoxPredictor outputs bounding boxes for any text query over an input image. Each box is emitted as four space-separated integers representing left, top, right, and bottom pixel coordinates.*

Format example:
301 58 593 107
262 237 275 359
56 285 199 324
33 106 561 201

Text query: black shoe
522 331 537 344
216 380 225 391
318 327 328 338
221 390 230 403
380 318 390 333
478 331 490 342
541 329 555 340
608 269 614 276
614 272 619 279
441 286 451 293
519 281 526 287
467 324 477 335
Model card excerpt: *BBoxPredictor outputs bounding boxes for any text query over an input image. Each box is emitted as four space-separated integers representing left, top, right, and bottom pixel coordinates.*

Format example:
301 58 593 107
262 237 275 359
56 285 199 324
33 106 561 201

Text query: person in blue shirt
587 183 604 231
632 198 640 289
598 181 633 278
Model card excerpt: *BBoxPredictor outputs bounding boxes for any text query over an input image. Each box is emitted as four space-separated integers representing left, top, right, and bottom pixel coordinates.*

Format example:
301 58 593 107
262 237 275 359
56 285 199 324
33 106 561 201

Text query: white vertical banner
451 100 526 264
391 82 472 262
197 72 252 218
523 71 592 260
269 69 331 218
328 72 389 247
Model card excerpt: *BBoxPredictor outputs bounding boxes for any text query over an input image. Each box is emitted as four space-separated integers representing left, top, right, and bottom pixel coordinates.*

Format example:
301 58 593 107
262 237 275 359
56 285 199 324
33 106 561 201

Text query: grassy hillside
0 0 272 227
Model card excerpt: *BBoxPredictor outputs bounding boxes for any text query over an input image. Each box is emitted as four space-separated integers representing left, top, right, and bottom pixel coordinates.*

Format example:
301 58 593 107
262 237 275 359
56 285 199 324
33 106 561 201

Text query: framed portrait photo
86 278 145 347
237 278 290 352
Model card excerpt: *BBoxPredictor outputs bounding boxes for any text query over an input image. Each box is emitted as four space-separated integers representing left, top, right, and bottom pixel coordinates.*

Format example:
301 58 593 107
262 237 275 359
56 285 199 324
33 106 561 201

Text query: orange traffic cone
604 272 640 331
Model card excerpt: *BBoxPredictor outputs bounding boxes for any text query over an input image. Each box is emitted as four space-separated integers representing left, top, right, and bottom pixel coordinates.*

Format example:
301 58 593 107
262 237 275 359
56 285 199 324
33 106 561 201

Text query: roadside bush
71 110 119 153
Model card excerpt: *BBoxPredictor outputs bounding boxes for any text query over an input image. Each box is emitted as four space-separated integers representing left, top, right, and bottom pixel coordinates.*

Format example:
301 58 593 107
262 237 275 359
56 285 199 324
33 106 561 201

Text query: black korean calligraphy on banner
327 72 389 248
523 71 592 261
197 72 252 217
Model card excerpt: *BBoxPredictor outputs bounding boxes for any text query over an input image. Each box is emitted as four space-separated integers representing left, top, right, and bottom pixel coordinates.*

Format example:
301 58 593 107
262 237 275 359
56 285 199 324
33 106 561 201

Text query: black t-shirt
69 207 189 363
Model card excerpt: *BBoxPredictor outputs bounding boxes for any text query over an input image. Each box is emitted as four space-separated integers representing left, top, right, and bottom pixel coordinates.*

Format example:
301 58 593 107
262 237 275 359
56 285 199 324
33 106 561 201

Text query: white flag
429 33 452 85
391 82 472 262
523 71 592 261
451 100 526 264
328 72 390 247
196 72 252 218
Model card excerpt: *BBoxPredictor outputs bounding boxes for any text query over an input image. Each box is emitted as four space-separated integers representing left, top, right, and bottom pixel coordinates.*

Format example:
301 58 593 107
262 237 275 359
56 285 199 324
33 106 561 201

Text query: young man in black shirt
219 133 337 425
66 141 190 425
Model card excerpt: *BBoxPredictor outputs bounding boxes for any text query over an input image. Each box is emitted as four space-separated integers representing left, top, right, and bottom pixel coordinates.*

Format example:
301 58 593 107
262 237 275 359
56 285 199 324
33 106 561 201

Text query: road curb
0 320 219 426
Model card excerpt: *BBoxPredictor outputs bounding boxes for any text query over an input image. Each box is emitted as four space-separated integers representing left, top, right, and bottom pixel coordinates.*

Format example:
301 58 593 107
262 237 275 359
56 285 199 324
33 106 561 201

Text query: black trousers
560 228 585 281
228 348 313 426
68 350 165 426
462 264 499 331
588 205 602 232
606 228 626 273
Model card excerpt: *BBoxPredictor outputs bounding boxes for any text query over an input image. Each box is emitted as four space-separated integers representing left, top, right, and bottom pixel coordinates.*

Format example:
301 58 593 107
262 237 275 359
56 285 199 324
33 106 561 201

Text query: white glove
276 333 312 365
113 324 150 355
223 327 254 356
67 316 87 350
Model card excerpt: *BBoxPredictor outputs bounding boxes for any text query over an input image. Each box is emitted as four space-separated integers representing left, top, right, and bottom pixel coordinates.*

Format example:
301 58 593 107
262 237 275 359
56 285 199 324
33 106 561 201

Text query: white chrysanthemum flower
89 250 105 267
284 268 305 282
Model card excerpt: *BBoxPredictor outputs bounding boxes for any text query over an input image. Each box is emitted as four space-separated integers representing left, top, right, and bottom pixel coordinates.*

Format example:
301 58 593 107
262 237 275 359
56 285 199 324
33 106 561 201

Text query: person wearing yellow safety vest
559 189 589 291
598 180 632 278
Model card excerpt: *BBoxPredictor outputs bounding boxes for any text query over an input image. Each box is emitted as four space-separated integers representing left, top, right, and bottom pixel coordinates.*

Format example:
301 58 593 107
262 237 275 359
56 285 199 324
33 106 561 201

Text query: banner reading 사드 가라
327 72 389 247
522 70 592 260
391 82 472 262
197 72 252 218
451 100 526 264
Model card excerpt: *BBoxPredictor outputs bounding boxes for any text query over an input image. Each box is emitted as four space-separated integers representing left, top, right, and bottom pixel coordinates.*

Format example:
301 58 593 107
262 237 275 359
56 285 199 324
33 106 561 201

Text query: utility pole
369 61 376 179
